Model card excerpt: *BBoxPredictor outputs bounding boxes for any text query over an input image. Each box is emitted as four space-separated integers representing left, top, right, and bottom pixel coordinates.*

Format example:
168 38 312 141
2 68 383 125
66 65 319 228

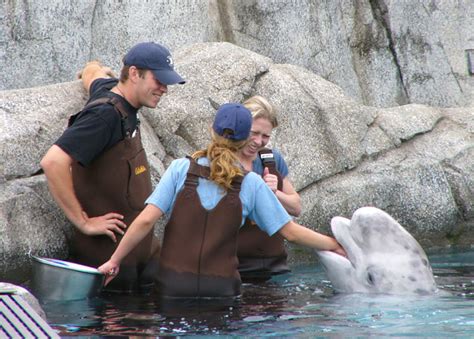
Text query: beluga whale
317 206 437 295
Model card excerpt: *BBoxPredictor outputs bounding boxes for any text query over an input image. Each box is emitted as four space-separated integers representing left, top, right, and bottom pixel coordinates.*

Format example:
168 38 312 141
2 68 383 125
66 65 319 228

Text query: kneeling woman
99 103 345 299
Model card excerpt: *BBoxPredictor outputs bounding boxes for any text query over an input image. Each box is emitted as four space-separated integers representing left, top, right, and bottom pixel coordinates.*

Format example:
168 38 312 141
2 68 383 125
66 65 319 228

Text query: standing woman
237 96 300 281
99 103 345 300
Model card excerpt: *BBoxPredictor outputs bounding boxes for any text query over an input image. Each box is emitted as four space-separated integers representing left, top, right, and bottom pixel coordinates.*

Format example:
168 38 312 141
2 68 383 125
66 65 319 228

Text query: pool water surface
42 249 474 337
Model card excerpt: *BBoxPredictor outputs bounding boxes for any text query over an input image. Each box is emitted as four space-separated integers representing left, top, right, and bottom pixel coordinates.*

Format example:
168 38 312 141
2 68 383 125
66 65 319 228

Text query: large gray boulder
0 176 68 283
0 42 472 280
0 0 215 91
2 1 473 108
141 42 273 161
0 81 85 181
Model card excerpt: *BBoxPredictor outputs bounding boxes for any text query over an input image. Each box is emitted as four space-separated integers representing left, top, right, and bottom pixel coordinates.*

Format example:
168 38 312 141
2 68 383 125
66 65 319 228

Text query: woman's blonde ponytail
192 131 247 190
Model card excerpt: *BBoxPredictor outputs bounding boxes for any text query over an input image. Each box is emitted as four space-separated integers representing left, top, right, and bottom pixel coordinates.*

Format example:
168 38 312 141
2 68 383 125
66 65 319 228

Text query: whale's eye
367 272 375 285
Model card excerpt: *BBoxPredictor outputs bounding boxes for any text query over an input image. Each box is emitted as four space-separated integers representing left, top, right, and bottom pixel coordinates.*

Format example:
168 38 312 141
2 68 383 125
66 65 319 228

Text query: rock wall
1 42 472 283
1 0 473 107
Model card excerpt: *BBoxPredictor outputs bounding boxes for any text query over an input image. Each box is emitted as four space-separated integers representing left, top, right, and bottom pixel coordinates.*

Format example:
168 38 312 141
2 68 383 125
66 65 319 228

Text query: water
41 249 474 337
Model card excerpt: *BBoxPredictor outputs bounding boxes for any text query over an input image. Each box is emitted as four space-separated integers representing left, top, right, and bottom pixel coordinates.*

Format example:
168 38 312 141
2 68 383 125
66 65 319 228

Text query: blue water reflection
42 249 474 337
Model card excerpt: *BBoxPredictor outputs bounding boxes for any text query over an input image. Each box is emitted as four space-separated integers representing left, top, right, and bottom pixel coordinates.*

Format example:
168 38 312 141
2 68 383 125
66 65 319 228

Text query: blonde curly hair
192 131 248 190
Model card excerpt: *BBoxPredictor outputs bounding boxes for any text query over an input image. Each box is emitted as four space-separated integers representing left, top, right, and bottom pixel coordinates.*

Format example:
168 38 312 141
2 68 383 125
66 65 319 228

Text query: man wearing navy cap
40 42 185 293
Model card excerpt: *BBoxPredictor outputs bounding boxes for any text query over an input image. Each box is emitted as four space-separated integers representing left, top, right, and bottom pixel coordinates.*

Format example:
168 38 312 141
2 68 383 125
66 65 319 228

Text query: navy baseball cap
213 103 252 141
123 42 185 85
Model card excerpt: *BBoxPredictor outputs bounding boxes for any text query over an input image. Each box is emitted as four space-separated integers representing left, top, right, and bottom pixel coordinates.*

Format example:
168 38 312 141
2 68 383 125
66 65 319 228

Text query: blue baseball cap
123 42 185 85
213 103 252 141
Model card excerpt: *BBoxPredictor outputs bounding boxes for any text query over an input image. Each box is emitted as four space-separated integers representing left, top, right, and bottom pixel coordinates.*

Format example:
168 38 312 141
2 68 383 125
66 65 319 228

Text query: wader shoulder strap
80 96 133 138
184 156 245 192
186 156 211 180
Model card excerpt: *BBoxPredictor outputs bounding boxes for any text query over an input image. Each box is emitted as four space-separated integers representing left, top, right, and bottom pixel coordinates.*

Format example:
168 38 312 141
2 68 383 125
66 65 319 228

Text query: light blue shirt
145 157 292 236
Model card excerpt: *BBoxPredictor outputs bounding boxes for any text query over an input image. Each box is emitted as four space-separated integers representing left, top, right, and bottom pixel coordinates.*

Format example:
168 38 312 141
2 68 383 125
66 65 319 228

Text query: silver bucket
31 255 105 301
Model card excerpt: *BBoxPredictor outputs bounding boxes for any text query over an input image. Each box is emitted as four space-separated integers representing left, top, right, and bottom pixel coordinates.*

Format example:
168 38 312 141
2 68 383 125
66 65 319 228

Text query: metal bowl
31 255 105 301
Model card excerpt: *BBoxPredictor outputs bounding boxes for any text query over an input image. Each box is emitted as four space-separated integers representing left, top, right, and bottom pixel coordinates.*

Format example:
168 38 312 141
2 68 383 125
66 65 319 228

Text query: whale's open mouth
317 249 352 268
319 215 359 268
317 215 356 274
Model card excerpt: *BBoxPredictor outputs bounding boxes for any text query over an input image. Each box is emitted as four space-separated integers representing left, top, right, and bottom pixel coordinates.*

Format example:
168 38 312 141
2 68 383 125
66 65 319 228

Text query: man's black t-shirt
55 78 139 166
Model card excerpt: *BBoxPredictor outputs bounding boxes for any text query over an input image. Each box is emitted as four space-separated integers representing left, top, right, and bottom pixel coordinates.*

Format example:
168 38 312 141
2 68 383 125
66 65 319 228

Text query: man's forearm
41 146 87 232
44 165 87 231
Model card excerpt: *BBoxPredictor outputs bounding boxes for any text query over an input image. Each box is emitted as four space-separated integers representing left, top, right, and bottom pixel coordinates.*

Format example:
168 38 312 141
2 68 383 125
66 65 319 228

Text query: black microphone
258 149 275 166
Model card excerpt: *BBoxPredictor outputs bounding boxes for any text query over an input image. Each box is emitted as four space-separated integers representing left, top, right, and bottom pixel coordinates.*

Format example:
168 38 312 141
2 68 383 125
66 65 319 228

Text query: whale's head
317 207 437 295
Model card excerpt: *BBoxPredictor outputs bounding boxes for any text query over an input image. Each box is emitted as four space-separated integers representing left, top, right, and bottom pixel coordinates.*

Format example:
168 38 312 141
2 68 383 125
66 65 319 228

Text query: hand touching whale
317 207 437 295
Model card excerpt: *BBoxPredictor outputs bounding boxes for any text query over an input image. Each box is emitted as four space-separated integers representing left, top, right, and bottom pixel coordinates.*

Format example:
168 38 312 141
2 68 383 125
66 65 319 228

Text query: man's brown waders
69 97 160 293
